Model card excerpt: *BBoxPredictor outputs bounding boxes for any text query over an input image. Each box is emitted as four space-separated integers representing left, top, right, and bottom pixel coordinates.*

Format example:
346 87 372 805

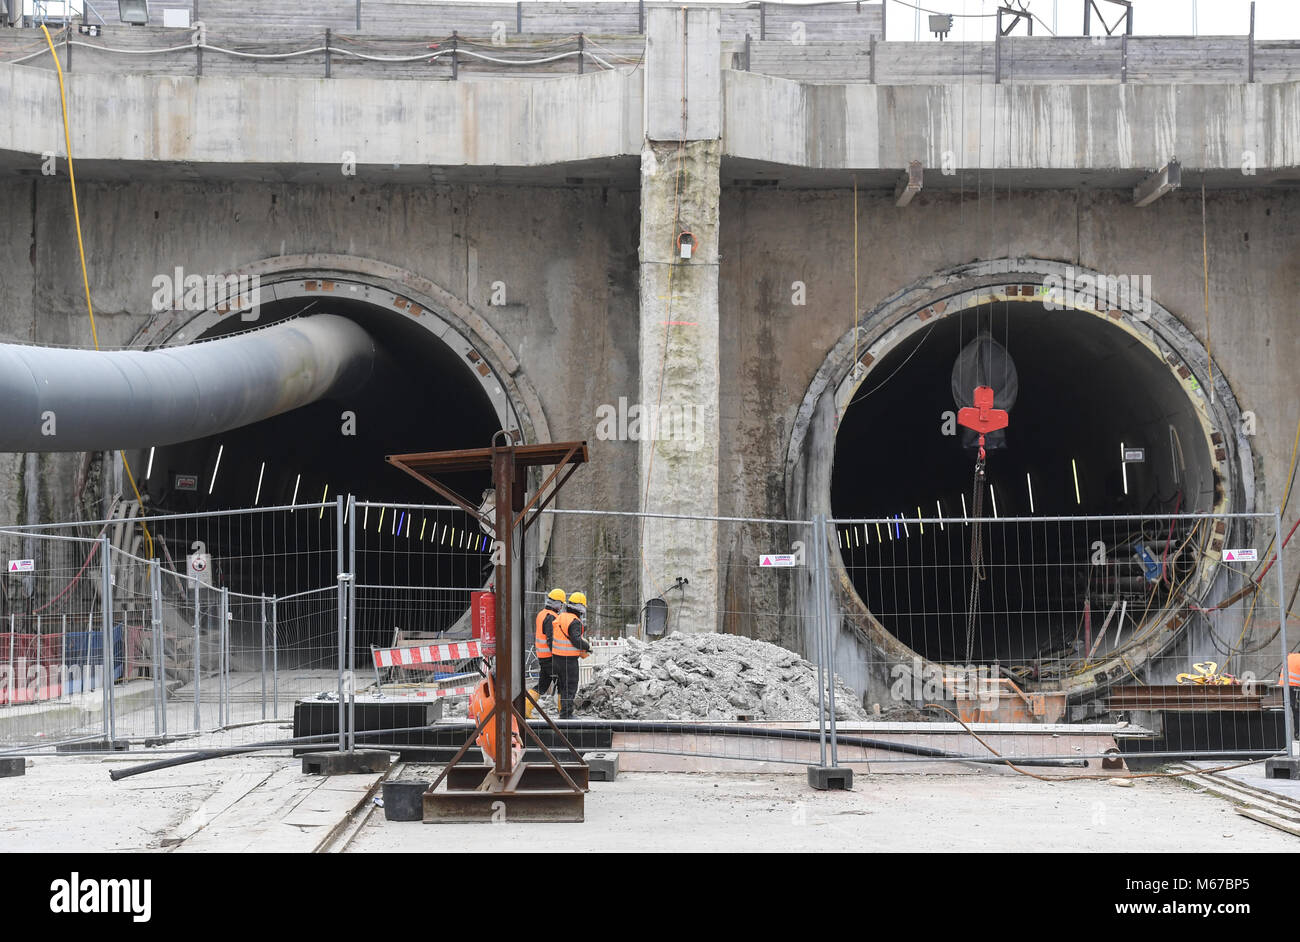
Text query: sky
19 0 1300 40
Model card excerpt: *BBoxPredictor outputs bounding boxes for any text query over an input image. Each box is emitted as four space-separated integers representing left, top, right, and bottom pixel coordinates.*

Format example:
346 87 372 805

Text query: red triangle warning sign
1224 551 1236 561
7 562 16 572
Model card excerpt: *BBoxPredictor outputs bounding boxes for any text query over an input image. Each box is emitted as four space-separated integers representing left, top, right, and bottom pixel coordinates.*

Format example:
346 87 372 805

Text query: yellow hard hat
568 591 587 607
547 588 567 603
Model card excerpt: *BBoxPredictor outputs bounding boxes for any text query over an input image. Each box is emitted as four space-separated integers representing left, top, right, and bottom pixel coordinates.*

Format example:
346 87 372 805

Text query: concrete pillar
638 8 722 631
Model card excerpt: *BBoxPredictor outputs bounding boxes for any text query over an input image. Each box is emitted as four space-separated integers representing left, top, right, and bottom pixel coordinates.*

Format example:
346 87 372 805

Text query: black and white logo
49 873 151 923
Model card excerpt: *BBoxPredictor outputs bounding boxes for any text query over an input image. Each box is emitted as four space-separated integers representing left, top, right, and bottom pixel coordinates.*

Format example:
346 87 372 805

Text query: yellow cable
41 26 154 559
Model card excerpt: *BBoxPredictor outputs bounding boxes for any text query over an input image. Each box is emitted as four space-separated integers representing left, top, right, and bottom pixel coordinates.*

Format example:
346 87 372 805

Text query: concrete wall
0 63 641 168
724 71 1300 173
0 176 643 596
719 185 1299 523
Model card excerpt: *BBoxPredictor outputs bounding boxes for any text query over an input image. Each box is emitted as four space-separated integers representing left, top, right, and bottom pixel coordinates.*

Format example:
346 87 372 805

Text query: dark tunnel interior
831 302 1218 672
139 297 502 641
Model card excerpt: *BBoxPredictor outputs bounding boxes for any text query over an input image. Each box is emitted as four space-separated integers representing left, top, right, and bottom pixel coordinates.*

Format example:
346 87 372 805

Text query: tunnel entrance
828 289 1234 686
137 278 514 645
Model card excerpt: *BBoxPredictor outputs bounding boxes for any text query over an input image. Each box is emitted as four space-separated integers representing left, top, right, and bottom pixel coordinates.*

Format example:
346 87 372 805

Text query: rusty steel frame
386 439 591 817
1108 684 1285 713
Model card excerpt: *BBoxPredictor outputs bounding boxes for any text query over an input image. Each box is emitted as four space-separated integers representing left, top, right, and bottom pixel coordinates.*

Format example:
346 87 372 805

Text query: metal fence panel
826 512 1290 767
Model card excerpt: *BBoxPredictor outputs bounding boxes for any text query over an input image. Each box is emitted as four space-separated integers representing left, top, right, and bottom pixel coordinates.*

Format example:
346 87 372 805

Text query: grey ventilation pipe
0 314 377 452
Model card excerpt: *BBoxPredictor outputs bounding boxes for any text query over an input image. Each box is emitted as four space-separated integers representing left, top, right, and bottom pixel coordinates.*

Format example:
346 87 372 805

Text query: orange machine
467 674 524 767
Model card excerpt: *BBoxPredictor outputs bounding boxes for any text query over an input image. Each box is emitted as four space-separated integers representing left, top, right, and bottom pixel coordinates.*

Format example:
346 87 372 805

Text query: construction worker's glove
580 650 591 660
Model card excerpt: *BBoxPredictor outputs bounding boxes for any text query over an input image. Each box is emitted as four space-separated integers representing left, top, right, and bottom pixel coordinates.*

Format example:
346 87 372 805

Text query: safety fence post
100 535 116 746
812 517 828 768
336 494 347 753
192 576 201 731
347 495 358 753
1276 508 1295 760
6 614 14 708
219 586 230 727
260 595 268 720
813 514 840 767
150 560 166 739
271 596 279 718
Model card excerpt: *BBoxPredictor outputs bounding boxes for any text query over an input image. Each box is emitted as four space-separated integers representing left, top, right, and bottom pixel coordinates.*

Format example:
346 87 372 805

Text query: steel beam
894 160 923 207
424 788 584 823
1134 159 1181 206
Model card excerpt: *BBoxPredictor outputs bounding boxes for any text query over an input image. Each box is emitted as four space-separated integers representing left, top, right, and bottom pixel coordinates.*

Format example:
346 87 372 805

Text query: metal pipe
106 720 1096 780
0 315 376 452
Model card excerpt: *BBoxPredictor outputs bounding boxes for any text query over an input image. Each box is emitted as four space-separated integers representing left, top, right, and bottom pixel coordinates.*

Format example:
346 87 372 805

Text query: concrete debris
576 633 868 721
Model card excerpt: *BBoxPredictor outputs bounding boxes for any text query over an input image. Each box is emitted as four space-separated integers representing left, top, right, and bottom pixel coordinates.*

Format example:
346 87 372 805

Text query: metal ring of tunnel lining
130 256 556 597
785 258 1255 698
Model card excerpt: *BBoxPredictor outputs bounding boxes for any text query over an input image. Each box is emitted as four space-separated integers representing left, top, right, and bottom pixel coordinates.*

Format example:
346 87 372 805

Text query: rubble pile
576 633 868 721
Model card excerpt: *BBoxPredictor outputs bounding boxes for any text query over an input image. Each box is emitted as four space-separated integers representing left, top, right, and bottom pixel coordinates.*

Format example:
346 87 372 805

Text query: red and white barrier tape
377 684 476 700
372 639 482 669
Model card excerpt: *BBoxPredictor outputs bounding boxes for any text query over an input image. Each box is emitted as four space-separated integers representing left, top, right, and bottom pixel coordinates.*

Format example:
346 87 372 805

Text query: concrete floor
2 747 1298 852
346 765 1300 853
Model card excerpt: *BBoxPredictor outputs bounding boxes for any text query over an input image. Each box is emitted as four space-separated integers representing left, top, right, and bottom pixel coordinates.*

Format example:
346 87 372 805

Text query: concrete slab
347 768 1300 853
1203 757 1300 803
174 765 387 853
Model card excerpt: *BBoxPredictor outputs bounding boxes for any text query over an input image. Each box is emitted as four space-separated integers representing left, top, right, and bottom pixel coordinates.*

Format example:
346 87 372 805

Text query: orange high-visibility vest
551 611 583 656
1280 652 1300 687
535 609 557 658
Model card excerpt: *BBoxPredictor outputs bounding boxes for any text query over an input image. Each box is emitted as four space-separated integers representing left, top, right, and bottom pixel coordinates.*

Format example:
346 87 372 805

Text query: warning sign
759 554 797 568
1223 548 1258 562
7 559 34 573
175 474 199 492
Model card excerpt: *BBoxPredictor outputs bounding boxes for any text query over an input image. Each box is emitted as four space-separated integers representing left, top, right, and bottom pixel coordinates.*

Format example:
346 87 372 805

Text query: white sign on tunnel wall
759 554 797 568
7 559 34 573
1223 548 1258 562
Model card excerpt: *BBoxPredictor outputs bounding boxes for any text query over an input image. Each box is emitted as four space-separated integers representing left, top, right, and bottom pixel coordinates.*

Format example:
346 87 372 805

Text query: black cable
108 717 1091 780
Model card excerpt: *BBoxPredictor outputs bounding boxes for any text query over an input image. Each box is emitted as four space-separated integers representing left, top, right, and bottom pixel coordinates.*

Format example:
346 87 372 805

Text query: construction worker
1281 652 1300 738
532 588 566 706
551 591 592 719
